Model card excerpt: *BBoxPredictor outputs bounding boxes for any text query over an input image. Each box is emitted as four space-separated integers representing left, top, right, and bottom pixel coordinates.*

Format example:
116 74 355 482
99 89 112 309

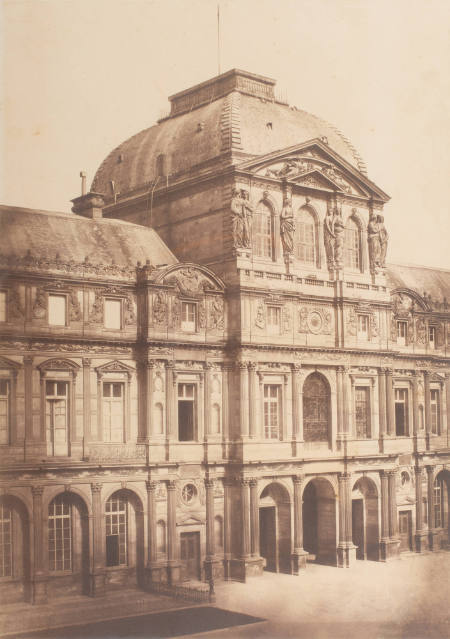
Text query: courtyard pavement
206 551 450 639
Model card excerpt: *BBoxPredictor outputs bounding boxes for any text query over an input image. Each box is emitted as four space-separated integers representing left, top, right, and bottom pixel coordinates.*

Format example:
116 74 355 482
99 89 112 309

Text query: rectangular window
254 210 272 258
181 302 196 332
0 380 10 445
430 389 440 435
397 321 407 346
46 381 69 456
267 306 281 333
344 226 360 269
357 314 369 339
296 220 315 264
394 388 408 436
429 326 436 349
178 383 196 441
102 382 125 442
104 299 122 330
434 480 443 528
355 386 371 438
105 497 127 566
48 497 72 571
48 295 66 326
0 504 12 577
0 291 6 322
263 384 281 439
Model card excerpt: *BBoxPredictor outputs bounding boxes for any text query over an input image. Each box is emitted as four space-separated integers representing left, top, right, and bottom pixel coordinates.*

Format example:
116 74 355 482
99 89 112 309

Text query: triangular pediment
236 139 389 202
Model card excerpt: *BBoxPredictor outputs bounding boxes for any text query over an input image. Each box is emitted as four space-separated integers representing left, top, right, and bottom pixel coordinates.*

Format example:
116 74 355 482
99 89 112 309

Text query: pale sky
1 0 449 269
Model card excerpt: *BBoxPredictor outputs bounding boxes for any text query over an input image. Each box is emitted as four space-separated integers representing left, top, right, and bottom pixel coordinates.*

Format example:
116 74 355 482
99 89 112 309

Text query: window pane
48 295 66 326
104 299 121 330
303 374 329 442
344 220 360 269
48 496 72 571
254 203 272 258
0 292 6 322
105 497 127 566
355 387 370 438
103 382 124 442
295 209 315 264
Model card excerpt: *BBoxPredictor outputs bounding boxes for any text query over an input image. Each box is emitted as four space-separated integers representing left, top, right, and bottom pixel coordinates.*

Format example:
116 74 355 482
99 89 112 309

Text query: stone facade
0 70 449 606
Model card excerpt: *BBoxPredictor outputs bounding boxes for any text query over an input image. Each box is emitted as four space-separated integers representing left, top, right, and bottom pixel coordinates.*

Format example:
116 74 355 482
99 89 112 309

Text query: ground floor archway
0 495 30 603
434 470 450 547
259 482 291 574
351 477 379 561
302 478 336 565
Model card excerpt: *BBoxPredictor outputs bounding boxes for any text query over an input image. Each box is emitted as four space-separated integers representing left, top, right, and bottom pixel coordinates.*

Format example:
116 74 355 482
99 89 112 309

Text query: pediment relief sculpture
164 266 222 296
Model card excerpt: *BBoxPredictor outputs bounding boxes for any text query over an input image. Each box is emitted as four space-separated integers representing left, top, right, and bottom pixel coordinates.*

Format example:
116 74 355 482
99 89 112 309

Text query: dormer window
429 326 436 349
181 302 196 332
397 320 407 346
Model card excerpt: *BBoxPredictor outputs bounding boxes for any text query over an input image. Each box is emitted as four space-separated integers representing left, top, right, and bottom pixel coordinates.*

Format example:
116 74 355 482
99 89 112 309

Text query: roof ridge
388 262 450 273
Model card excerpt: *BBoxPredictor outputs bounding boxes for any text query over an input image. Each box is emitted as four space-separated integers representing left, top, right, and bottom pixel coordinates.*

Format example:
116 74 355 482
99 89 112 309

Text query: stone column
249 478 259 557
82 358 91 444
378 368 387 444
240 479 251 559
166 480 180 584
248 364 257 439
387 470 399 539
90 482 106 596
414 467 427 552
145 480 158 583
223 479 232 579
165 362 175 440
239 363 249 439
291 474 308 573
146 361 155 439
385 369 395 436
412 371 419 437
31 486 47 604
424 371 431 449
337 473 356 567
426 466 439 550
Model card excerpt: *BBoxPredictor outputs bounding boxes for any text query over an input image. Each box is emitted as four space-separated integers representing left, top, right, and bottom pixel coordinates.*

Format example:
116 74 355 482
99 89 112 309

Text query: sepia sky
1 0 449 269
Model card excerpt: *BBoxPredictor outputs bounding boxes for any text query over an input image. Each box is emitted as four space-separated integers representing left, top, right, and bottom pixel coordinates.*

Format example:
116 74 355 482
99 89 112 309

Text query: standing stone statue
323 206 336 268
333 208 345 269
378 215 388 268
241 190 253 249
367 212 381 272
231 188 245 248
280 196 295 254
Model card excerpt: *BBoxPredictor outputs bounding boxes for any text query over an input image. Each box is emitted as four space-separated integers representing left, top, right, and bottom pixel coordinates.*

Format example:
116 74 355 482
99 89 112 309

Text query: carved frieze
298 306 332 335
153 291 167 324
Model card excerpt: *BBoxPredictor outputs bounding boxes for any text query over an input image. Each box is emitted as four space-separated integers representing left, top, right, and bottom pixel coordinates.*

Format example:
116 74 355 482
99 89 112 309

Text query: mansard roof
0 205 177 274
387 263 450 309
91 69 366 203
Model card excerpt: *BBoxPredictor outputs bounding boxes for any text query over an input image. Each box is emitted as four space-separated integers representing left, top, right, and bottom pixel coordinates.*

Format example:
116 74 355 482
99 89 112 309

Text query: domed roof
92 70 366 202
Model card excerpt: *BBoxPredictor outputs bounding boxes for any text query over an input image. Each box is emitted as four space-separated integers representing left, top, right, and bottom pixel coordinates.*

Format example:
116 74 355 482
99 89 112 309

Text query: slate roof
387 263 450 303
91 70 366 202
0 205 177 269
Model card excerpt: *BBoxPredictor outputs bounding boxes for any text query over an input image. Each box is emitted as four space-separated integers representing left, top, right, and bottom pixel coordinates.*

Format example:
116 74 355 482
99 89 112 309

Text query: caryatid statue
333 207 345 269
323 205 335 268
231 188 245 248
367 212 381 272
241 189 253 249
377 214 388 268
280 196 295 254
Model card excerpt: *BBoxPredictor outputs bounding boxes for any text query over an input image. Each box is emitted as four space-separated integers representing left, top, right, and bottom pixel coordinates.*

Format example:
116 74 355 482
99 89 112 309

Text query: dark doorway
302 479 336 565
178 401 194 441
259 506 277 572
398 511 413 552
352 499 365 560
180 532 200 580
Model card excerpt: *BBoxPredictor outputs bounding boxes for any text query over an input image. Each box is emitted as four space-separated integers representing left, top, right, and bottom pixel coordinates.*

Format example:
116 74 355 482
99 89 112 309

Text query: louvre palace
0 69 449 606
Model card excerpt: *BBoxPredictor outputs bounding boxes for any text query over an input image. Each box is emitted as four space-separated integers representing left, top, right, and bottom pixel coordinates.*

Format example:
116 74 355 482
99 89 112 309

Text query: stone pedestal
336 543 357 568
203 557 223 581
379 538 400 561
414 531 429 553
167 561 182 585
31 576 48 605
229 556 264 582
89 571 106 597
291 549 309 574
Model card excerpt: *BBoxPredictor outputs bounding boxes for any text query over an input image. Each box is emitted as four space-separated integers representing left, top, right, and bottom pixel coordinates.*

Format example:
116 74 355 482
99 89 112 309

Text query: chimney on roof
71 192 105 219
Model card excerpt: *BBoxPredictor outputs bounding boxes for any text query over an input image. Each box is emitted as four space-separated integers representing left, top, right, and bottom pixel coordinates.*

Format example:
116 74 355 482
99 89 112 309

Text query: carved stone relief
171 297 181 329
33 287 47 319
89 290 104 323
8 286 24 321
298 306 332 335
69 289 82 321
209 297 224 330
124 294 136 325
255 301 266 329
153 291 167 324
346 307 358 337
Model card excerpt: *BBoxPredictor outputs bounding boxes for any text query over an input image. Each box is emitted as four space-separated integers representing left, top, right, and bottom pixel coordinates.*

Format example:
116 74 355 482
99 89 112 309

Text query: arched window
0 503 12 577
214 515 223 550
344 218 360 270
48 495 72 572
156 520 166 555
303 373 330 443
433 478 444 528
295 208 316 265
254 202 273 258
105 495 127 567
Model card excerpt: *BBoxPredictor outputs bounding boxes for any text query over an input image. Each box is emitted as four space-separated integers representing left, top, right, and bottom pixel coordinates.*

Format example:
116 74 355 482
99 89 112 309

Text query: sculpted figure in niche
367 212 381 272
323 206 336 268
280 196 295 254
333 207 345 269
378 215 388 268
